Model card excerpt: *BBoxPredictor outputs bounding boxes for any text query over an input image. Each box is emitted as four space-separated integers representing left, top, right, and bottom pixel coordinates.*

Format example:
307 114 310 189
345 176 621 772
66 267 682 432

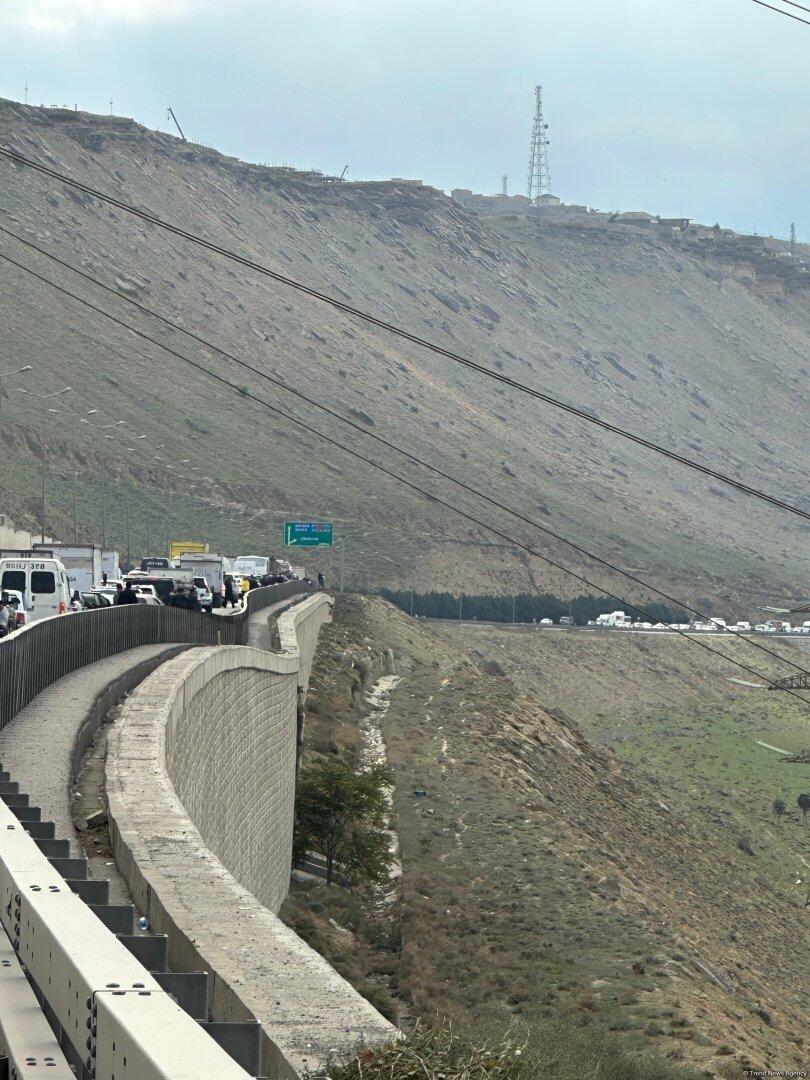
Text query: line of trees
377 589 690 627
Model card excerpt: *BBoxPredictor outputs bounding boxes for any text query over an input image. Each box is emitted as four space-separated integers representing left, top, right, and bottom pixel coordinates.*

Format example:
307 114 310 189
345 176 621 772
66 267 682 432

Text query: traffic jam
0 543 309 636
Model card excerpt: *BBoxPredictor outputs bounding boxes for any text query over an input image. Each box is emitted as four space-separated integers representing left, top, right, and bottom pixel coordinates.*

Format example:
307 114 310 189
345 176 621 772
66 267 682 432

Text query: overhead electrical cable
2 245 807 698
0 145 807 522
2 223 807 678
750 0 810 24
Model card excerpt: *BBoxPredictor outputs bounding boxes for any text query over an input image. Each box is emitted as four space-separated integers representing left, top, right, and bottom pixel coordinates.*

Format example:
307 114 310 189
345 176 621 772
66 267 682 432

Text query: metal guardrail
0 799 252 1079
0 579 312 730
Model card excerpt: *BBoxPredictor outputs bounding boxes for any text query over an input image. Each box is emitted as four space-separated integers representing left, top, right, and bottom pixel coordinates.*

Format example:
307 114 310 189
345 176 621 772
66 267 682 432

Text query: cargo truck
33 542 102 593
169 540 209 562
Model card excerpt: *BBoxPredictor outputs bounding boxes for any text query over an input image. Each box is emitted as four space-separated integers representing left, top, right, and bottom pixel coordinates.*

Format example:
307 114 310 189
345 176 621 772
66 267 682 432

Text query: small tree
798 793 810 826
772 798 786 824
293 759 393 885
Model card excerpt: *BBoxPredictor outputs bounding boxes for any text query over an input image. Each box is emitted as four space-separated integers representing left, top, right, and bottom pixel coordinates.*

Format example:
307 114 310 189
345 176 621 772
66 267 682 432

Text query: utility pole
339 537 346 593
72 458 78 543
527 84 552 202
167 107 186 141
125 502 131 570
501 174 508 195
790 222 797 257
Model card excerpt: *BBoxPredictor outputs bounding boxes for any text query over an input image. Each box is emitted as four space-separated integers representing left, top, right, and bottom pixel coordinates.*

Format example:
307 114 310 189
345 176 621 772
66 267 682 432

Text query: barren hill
0 97 807 607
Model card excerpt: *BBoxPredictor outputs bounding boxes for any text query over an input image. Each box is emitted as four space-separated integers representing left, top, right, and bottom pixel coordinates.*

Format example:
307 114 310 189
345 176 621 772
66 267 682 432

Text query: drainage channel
0 762 262 1079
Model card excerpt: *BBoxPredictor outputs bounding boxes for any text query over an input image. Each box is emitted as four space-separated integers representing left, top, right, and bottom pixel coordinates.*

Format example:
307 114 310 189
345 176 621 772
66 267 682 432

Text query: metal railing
0 580 312 730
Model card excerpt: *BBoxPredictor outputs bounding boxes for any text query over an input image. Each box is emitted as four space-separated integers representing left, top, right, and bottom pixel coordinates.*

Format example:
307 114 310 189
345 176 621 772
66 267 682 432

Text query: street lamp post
0 365 32 423
80 414 125 551
18 385 71 542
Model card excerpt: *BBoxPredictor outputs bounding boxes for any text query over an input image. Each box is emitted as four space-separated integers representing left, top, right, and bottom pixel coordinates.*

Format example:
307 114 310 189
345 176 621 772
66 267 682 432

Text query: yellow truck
169 540 209 562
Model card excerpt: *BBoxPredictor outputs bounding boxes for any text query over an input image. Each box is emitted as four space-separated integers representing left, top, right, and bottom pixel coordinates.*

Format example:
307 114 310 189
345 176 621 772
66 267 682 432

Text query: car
81 591 112 610
131 583 160 602
539 618 553 626
192 576 214 613
1 589 26 631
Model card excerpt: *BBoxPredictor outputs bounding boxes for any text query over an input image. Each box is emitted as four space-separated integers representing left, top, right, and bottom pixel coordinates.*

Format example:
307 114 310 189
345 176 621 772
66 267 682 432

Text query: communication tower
790 222 797 256
527 85 551 202
502 174 508 195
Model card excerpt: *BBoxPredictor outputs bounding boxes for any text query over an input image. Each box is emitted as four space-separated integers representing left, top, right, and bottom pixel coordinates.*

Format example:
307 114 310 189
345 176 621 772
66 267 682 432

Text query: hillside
0 97 807 606
286 596 810 1078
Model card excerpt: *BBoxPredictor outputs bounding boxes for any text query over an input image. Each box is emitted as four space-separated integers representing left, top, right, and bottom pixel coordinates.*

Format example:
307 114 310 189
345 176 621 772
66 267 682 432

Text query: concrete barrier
107 594 396 1078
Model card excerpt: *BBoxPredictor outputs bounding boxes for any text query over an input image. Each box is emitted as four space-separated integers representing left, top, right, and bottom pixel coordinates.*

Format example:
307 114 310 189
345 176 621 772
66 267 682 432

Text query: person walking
0 595 12 637
223 574 237 608
187 585 200 613
317 570 325 589
240 575 250 604
117 581 139 605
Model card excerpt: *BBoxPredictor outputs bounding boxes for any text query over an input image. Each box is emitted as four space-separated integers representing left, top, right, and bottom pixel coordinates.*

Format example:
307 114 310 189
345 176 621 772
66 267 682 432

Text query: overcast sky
1 0 807 238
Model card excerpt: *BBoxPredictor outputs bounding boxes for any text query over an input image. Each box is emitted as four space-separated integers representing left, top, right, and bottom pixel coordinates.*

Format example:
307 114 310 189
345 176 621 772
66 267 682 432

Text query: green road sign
284 521 334 547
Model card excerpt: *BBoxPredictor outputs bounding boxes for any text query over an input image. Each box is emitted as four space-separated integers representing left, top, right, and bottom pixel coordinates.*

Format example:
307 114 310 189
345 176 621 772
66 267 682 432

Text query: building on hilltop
451 187 589 219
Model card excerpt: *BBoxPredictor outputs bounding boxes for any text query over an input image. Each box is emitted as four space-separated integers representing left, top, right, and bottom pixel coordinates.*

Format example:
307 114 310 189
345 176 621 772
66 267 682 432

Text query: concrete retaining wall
106 593 395 1077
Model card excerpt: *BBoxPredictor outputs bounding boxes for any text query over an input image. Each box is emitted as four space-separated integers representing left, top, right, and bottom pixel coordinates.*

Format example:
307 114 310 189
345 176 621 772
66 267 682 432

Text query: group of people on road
114 581 139 605
166 584 203 611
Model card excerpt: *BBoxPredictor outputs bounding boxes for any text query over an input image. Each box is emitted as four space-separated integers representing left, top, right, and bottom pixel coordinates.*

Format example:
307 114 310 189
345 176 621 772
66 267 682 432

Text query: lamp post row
12 375 218 559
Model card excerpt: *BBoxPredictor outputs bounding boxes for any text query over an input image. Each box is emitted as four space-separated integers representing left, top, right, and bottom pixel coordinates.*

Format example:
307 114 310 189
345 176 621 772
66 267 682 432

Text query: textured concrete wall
167 664 298 911
107 593 396 1077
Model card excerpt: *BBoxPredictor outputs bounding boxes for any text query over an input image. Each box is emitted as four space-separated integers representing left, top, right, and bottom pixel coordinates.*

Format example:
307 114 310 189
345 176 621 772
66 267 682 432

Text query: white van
0 553 72 623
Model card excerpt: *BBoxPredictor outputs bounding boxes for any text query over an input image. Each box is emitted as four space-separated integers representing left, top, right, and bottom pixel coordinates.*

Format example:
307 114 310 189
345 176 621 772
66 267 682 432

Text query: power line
750 0 810 25
0 145 807 523
1 244 808 697
3 223 808 678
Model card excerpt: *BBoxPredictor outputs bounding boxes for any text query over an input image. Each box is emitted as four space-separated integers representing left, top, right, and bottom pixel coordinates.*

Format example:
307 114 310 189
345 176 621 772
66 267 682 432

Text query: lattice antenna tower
502 174 508 195
527 84 551 201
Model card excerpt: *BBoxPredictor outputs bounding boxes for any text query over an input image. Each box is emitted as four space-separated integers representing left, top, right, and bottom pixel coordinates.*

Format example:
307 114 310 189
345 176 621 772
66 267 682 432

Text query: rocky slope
0 97 807 606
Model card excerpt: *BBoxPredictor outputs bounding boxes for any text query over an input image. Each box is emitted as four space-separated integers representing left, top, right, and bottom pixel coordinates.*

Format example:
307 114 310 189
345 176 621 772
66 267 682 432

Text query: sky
1 0 808 239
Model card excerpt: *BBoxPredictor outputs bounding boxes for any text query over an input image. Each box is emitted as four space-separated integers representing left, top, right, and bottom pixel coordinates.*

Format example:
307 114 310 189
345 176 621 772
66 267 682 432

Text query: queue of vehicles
0 542 305 633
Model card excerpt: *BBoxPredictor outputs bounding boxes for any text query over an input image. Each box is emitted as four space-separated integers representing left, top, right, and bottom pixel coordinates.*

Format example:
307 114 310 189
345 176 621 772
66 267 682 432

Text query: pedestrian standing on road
317 571 325 589
187 585 200 613
240 576 250 602
71 590 82 612
118 581 139 605
113 582 124 605
0 595 11 637
223 575 237 608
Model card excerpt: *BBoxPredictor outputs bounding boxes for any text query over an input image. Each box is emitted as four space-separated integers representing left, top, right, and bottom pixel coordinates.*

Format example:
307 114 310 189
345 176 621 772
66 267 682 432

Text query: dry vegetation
285 596 809 1078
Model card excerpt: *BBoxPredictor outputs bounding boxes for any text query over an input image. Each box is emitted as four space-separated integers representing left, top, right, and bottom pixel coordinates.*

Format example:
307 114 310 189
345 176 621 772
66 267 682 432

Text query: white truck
33 543 102 593
102 550 122 583
232 555 270 579
596 610 632 628
179 554 230 607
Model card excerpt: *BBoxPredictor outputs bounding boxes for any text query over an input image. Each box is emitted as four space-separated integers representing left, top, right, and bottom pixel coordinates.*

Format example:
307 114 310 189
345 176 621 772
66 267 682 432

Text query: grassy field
284 597 810 1079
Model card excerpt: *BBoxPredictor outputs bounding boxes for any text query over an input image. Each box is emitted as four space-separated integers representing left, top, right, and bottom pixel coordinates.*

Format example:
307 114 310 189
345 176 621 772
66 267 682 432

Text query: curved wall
166 663 298 911
107 593 395 1078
